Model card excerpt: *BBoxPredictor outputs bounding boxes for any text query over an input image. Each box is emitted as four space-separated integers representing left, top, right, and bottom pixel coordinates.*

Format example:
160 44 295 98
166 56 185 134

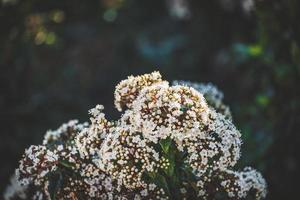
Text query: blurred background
0 0 299 199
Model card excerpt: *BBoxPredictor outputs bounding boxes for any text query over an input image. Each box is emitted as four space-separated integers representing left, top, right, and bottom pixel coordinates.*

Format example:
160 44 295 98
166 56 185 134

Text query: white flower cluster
43 119 88 145
173 80 232 119
75 105 113 159
220 167 267 199
5 71 267 200
10 121 127 200
114 71 165 112
16 145 59 186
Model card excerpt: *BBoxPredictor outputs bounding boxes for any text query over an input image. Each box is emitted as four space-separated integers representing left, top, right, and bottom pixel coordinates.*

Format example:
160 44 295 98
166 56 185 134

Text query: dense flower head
194 167 267 200
114 71 165 111
16 145 59 186
219 167 267 199
5 71 267 200
13 121 128 200
97 79 242 193
75 105 114 159
172 81 232 119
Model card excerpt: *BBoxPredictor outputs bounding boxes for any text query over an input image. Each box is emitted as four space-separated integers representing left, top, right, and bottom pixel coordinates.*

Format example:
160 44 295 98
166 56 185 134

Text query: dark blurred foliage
0 0 299 199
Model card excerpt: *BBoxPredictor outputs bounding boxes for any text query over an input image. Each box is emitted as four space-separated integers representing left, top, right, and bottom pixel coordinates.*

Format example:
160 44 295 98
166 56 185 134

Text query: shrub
5 72 267 200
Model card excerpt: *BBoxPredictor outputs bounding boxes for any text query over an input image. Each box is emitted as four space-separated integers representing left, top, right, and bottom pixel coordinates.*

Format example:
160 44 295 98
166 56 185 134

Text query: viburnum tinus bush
5 72 267 200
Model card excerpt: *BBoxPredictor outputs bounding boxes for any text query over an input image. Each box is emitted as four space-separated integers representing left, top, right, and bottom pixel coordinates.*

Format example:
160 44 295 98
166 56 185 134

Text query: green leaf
159 138 172 154
146 171 156 179
144 171 170 196
154 174 170 195
48 171 63 200
59 160 75 168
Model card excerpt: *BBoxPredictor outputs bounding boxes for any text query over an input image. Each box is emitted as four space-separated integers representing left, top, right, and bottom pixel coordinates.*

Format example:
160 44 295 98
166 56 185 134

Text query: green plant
5 72 267 200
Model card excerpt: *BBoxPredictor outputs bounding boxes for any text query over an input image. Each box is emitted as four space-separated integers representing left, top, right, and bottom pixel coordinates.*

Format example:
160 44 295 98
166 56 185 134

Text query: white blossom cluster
220 167 267 199
114 71 165 112
42 119 88 145
173 80 232 119
8 121 128 200
16 145 59 186
5 71 267 200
